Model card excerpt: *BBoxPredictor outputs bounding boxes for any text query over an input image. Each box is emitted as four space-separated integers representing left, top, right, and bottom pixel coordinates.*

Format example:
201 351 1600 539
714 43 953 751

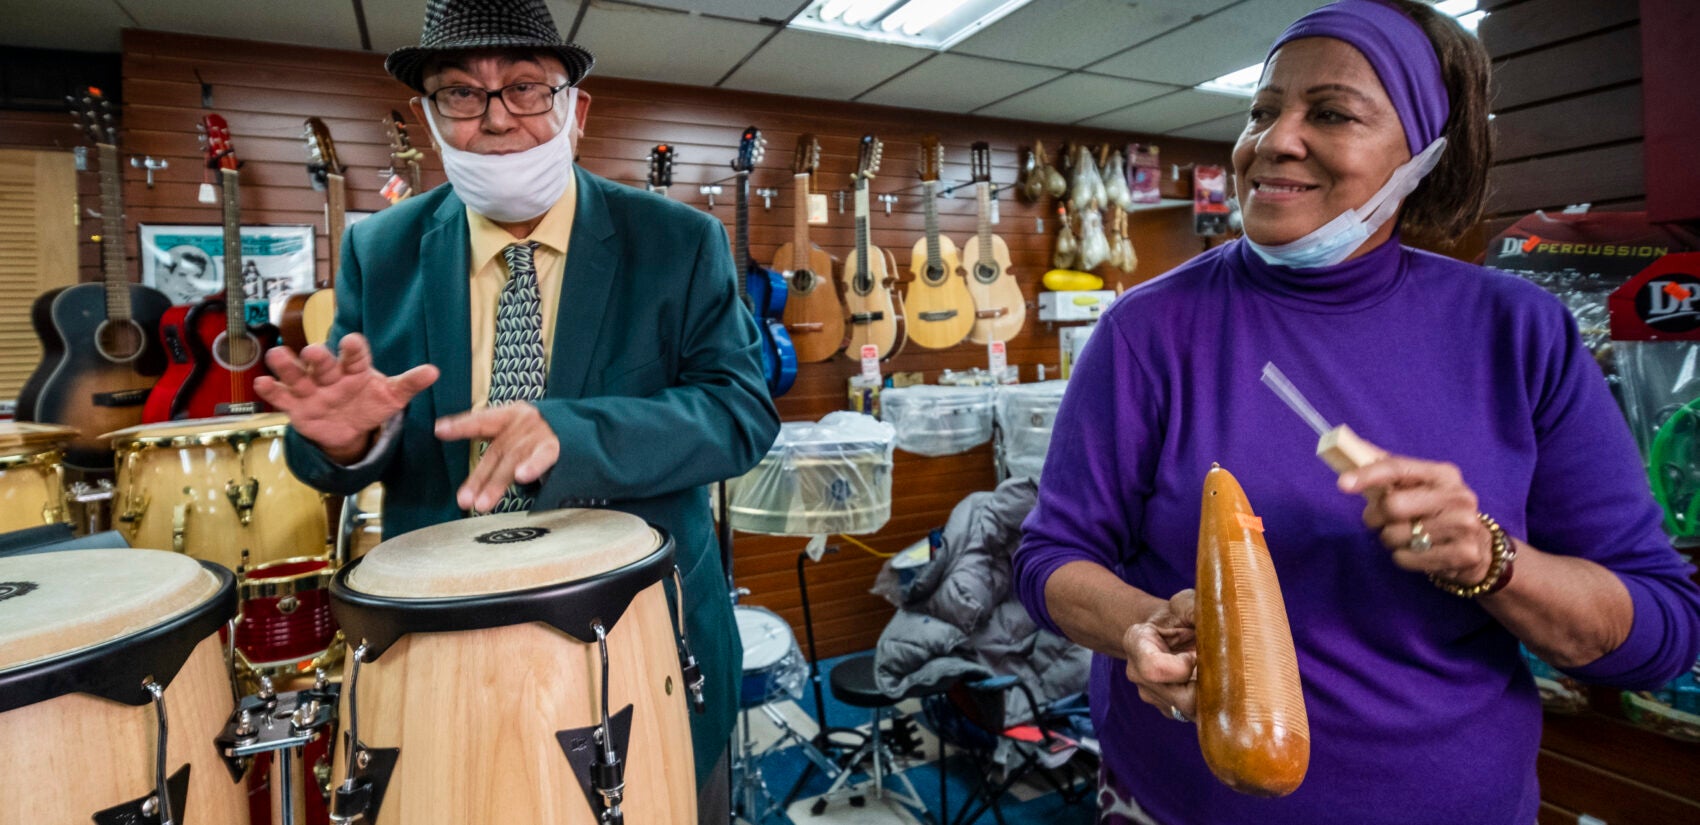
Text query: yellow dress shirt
465 175 576 411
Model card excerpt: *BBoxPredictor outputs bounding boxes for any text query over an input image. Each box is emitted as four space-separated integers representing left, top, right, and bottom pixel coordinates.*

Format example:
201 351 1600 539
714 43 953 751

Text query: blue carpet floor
731 652 1099 825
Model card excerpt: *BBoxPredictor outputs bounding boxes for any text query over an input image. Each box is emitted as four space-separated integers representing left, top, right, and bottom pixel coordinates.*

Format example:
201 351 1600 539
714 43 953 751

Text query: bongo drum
0 548 246 825
328 509 699 824
0 422 75 533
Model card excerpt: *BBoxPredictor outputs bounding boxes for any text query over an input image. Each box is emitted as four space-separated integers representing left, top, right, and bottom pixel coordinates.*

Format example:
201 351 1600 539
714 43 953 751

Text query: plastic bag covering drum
995 381 1069 480
881 385 994 457
734 604 808 708
728 412 896 536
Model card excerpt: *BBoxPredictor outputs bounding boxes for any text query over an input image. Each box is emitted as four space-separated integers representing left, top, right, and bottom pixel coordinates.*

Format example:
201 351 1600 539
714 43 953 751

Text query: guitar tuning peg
877 193 898 216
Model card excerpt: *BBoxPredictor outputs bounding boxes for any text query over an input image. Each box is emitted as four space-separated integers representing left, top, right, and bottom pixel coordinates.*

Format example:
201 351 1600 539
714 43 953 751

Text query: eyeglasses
426 81 570 119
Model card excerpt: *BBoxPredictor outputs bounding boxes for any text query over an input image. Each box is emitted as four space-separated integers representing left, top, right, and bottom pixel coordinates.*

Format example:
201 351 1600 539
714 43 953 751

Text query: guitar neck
792 172 810 271
734 170 752 306
923 180 942 273
406 161 422 198
976 181 993 263
221 167 243 335
853 180 871 294
325 174 347 287
97 142 131 321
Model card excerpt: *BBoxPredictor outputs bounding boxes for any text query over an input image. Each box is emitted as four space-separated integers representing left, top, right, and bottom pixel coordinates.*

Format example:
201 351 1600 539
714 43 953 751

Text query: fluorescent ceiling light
1194 1 1490 97
791 0 1034 50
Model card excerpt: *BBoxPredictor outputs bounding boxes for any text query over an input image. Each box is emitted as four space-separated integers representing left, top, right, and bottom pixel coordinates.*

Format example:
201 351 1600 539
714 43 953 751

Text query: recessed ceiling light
1194 1 1490 97
790 0 1035 50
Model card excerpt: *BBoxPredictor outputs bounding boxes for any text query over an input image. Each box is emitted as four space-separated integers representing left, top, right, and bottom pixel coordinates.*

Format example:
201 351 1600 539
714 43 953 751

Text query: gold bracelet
1430 512 1517 598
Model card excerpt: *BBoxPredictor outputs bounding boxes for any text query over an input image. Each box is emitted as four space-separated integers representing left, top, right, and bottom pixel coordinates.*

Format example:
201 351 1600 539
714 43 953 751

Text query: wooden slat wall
117 29 1231 659
0 110 102 290
1479 0 1647 240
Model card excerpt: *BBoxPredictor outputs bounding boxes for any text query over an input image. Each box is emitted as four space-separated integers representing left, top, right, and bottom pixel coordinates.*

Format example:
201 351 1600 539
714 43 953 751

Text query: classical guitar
279 116 346 350
647 143 674 195
771 134 845 363
382 109 424 203
17 87 171 471
143 114 280 421
903 135 975 349
732 126 797 398
961 141 1026 344
843 135 904 360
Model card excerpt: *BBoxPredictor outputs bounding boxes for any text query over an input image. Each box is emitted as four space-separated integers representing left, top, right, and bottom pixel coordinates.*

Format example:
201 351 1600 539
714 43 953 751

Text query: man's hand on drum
1339 456 1494 586
434 403 561 514
255 333 439 465
1123 589 1199 723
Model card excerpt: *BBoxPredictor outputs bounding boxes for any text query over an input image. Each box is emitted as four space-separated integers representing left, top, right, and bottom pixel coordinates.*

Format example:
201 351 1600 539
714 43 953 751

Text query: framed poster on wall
138 224 316 307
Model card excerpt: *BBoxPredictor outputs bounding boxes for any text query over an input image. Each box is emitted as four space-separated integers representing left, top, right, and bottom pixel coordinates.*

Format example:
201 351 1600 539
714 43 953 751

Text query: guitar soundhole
212 330 263 371
926 264 947 285
974 263 999 284
95 319 146 364
793 269 816 293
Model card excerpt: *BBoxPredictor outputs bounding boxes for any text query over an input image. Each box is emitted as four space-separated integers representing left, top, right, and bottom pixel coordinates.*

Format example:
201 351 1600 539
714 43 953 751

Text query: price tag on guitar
860 344 881 384
987 340 1008 376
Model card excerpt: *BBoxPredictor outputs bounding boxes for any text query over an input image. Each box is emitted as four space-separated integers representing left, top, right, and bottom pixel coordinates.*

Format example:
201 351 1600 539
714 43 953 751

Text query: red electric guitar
143 114 279 421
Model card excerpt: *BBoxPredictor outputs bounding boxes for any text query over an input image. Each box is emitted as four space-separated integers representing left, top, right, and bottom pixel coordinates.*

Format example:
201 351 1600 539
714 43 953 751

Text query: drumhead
347 509 661 599
0 549 221 672
735 605 797 672
0 422 78 455
103 412 292 445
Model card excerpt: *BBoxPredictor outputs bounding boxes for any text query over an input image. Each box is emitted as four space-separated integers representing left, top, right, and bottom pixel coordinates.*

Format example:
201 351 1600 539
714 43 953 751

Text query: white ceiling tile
977 73 1172 124
721 29 928 101
953 0 1236 70
363 1 583 53
125 0 365 51
858 54 1062 112
574 4 772 83
0 0 131 51
1168 112 1248 143
1080 89 1247 132
630 1 802 23
1087 0 1328 86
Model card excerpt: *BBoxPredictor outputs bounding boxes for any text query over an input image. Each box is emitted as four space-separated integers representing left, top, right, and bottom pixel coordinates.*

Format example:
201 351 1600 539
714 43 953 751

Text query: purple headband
1266 0 1450 155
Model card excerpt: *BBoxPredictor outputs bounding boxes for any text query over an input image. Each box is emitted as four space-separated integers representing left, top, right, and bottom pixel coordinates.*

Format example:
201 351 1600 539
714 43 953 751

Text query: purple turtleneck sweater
1015 238 1700 825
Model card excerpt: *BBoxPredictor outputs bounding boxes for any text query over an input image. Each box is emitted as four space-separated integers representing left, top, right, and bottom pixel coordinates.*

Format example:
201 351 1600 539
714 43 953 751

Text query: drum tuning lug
313 669 329 691
330 746 398 825
225 477 259 526
356 749 371 770
235 709 257 739
557 705 634 825
257 675 276 701
291 699 321 730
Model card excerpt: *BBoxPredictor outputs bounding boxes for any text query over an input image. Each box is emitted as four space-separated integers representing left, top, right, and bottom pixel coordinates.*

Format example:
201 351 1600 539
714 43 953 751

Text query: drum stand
214 673 340 825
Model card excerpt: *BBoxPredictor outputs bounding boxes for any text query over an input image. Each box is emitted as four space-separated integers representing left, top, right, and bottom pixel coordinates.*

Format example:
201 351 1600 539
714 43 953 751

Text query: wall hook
131 155 169 188
835 191 847 214
192 68 213 108
877 193 898 216
699 184 723 208
756 187 778 210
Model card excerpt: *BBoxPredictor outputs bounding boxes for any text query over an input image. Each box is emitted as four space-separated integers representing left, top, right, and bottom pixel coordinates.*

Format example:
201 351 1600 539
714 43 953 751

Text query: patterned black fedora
386 0 595 92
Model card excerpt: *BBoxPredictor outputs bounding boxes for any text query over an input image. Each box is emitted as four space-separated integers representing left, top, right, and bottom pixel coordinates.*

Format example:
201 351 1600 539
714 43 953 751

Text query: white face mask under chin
1244 137 1448 270
424 88 578 224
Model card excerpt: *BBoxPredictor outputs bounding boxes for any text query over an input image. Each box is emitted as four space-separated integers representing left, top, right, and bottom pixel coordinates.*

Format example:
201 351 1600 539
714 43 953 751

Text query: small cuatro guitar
771 134 845 363
143 114 279 421
843 135 904 360
17 87 171 470
904 135 975 349
961 141 1026 344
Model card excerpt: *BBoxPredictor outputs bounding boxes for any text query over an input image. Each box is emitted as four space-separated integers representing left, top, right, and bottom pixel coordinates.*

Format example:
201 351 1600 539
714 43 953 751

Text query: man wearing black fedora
259 1 778 821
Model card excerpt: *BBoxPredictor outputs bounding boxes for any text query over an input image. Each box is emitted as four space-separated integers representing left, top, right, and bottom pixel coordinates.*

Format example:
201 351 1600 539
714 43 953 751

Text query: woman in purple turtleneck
1014 2 1700 824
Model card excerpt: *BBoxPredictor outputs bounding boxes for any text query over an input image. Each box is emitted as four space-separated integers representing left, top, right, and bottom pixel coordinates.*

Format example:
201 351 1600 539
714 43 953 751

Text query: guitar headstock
302 117 342 191
732 125 766 173
66 87 118 147
793 134 821 175
919 135 944 183
648 144 675 189
970 142 992 184
200 114 238 172
385 109 420 162
854 135 883 181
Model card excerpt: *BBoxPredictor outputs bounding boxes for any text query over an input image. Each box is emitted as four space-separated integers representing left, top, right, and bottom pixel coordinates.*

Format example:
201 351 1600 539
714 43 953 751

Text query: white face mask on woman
1244 136 1447 270
424 87 579 224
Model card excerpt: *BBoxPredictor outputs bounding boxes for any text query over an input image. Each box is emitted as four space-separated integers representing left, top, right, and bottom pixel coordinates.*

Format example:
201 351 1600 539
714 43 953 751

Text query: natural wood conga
0 548 248 825
0 422 76 533
328 509 697 824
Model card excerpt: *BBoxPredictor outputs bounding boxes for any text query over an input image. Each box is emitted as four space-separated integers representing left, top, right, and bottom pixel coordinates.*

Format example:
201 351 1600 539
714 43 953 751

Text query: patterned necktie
485 240 546 512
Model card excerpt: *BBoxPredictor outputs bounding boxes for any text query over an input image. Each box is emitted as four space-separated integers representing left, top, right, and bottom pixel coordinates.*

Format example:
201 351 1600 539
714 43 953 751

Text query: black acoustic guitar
18 88 170 471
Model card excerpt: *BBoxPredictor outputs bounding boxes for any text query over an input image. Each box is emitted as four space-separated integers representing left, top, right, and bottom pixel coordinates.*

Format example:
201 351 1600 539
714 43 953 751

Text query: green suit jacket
285 167 780 783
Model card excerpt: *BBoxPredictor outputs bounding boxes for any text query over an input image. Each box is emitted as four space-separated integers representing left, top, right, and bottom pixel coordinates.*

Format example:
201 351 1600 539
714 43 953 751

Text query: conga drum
328 509 698 824
0 421 75 533
0 548 247 825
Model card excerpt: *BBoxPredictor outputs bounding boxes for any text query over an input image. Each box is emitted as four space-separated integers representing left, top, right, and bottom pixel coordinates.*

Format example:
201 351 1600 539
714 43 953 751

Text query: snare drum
107 413 330 570
735 605 805 709
0 422 75 533
0 548 247 825
328 509 697 824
